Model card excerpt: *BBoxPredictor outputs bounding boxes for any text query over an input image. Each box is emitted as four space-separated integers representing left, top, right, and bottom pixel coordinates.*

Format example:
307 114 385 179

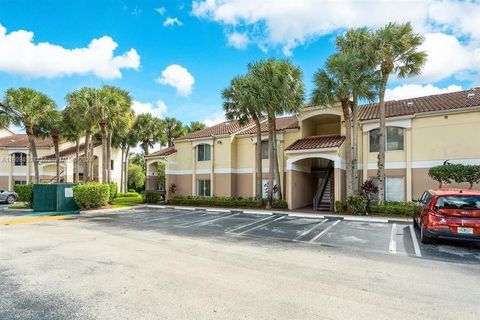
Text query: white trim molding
362 118 412 132
298 109 342 121
192 139 214 147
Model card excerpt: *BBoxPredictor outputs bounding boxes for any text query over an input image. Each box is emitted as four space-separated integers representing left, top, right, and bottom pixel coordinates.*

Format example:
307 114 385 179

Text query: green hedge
144 191 162 203
107 183 117 202
13 184 33 207
347 195 367 215
169 196 288 209
370 202 415 216
428 164 480 188
117 192 141 198
73 183 110 209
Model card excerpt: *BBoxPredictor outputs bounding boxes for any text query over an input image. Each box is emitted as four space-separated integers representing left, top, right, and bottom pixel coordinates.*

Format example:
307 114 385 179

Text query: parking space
80 207 480 264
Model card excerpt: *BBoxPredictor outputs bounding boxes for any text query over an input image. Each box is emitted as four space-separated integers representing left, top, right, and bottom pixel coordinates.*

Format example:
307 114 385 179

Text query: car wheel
420 224 433 244
413 216 419 229
6 195 15 204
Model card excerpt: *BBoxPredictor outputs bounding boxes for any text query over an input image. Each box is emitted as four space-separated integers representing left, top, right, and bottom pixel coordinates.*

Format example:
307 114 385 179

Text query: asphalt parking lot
84 206 480 264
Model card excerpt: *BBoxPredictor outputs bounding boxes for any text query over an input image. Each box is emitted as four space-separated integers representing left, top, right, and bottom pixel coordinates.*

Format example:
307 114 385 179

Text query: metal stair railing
47 170 64 184
313 161 333 211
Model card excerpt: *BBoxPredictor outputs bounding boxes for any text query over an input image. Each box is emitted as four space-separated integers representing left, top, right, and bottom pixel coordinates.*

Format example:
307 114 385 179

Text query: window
14 152 27 166
197 179 211 196
111 160 114 170
14 180 26 185
369 176 405 202
261 141 269 159
369 127 404 152
434 196 480 210
197 144 211 162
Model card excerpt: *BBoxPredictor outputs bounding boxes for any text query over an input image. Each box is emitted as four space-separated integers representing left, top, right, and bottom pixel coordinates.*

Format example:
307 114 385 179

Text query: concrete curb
145 204 410 223
81 205 148 217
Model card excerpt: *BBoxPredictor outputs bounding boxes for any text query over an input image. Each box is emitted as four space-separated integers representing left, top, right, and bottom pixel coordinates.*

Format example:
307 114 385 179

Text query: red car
413 188 480 244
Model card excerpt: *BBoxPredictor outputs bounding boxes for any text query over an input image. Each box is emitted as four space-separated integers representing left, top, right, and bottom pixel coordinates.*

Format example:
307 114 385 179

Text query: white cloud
155 7 166 15
0 24 140 79
132 100 168 118
163 17 184 27
203 113 225 127
385 84 463 101
226 32 249 49
192 0 480 82
156 64 195 96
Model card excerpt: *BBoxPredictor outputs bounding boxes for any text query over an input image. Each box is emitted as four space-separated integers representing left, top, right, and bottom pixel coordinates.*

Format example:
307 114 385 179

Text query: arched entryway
286 154 345 211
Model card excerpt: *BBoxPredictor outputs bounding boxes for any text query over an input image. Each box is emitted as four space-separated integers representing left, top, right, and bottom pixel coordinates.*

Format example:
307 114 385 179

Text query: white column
210 142 214 196
8 153 13 190
405 128 412 202
192 146 196 196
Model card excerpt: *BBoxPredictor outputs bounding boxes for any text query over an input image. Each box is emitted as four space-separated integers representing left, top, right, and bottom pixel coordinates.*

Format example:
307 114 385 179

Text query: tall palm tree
335 28 379 194
62 109 83 183
222 75 264 202
312 54 355 197
34 109 64 183
373 22 427 203
65 88 97 182
0 88 56 183
249 59 305 207
119 127 139 192
163 117 185 147
133 113 164 156
185 121 206 134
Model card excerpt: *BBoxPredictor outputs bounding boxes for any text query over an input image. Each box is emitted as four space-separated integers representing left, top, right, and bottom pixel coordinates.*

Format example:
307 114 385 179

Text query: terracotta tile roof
286 134 345 151
41 142 101 160
358 87 480 121
176 118 257 141
0 134 54 148
238 115 299 135
145 146 177 158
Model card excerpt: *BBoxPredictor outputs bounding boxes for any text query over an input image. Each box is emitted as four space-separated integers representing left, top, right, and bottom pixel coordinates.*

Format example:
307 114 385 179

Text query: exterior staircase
313 162 334 212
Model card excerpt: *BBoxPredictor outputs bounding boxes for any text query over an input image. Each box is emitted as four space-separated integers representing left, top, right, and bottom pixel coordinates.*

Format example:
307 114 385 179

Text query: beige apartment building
0 131 123 190
146 88 480 210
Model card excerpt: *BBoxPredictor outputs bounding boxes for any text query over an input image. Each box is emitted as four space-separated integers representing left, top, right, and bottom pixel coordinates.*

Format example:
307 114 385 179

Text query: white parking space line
389 223 397 254
409 225 422 257
177 213 239 228
309 220 341 243
226 215 276 233
141 211 199 223
233 216 285 236
293 219 327 241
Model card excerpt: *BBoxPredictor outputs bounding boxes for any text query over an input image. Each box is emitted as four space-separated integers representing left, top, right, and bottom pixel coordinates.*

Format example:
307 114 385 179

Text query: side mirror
0 190 4 193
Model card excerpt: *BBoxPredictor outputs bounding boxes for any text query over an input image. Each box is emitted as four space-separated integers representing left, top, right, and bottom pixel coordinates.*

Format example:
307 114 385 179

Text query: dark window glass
111 160 114 170
369 127 404 152
197 179 211 196
14 153 27 166
435 196 480 210
369 129 380 152
14 180 26 185
197 144 211 161
261 141 269 159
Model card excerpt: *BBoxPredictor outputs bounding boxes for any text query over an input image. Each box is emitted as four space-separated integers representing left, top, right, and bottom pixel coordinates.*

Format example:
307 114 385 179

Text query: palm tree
373 22 427 203
335 28 379 194
133 113 164 156
163 117 185 147
119 127 139 192
65 88 97 182
185 121 206 134
34 109 64 183
312 54 355 197
249 59 305 207
0 88 56 183
62 109 83 183
222 75 264 202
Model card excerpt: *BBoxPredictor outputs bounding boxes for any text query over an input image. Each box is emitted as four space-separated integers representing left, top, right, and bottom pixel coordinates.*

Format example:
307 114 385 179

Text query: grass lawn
110 196 144 208
8 203 30 209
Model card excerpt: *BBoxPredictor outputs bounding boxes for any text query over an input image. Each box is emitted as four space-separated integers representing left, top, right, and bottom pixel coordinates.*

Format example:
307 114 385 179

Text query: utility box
33 183 79 213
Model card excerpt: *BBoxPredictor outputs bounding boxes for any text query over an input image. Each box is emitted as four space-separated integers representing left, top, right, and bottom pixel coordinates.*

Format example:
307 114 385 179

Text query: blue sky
0 0 478 129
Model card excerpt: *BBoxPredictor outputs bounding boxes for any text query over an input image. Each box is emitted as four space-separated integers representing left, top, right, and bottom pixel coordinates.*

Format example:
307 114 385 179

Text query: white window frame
369 127 405 153
197 179 211 197
197 144 211 162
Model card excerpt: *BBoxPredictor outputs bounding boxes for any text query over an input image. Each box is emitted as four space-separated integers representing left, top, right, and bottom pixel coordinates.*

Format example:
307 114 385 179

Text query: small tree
361 180 378 212
128 163 146 190
462 165 480 189
428 165 453 188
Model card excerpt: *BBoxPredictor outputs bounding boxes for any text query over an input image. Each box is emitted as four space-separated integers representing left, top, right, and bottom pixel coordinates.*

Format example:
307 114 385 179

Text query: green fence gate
33 183 79 213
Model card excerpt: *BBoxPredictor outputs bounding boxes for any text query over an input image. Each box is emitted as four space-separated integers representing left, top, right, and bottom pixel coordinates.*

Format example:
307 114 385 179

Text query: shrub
335 200 346 213
108 183 117 202
73 183 110 209
117 192 141 198
144 191 162 203
272 199 288 209
347 195 367 216
169 196 261 208
463 165 480 189
370 202 415 216
428 163 480 188
13 184 33 207
128 189 136 193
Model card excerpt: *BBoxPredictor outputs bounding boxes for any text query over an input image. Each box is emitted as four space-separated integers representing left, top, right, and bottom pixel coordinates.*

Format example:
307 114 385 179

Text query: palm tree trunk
125 145 130 192
101 125 108 183
342 101 353 198
377 75 388 204
266 116 275 209
142 141 149 156
84 130 91 181
273 118 282 200
120 145 124 192
352 93 359 195
75 137 80 183
90 138 95 180
252 114 263 203
54 136 60 183
26 126 40 184
107 130 112 183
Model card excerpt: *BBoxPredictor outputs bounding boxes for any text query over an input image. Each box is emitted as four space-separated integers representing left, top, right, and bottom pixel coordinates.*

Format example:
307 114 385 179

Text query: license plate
457 227 473 234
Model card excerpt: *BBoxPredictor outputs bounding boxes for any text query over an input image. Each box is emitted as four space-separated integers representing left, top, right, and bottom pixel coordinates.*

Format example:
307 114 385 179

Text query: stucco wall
290 170 315 209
